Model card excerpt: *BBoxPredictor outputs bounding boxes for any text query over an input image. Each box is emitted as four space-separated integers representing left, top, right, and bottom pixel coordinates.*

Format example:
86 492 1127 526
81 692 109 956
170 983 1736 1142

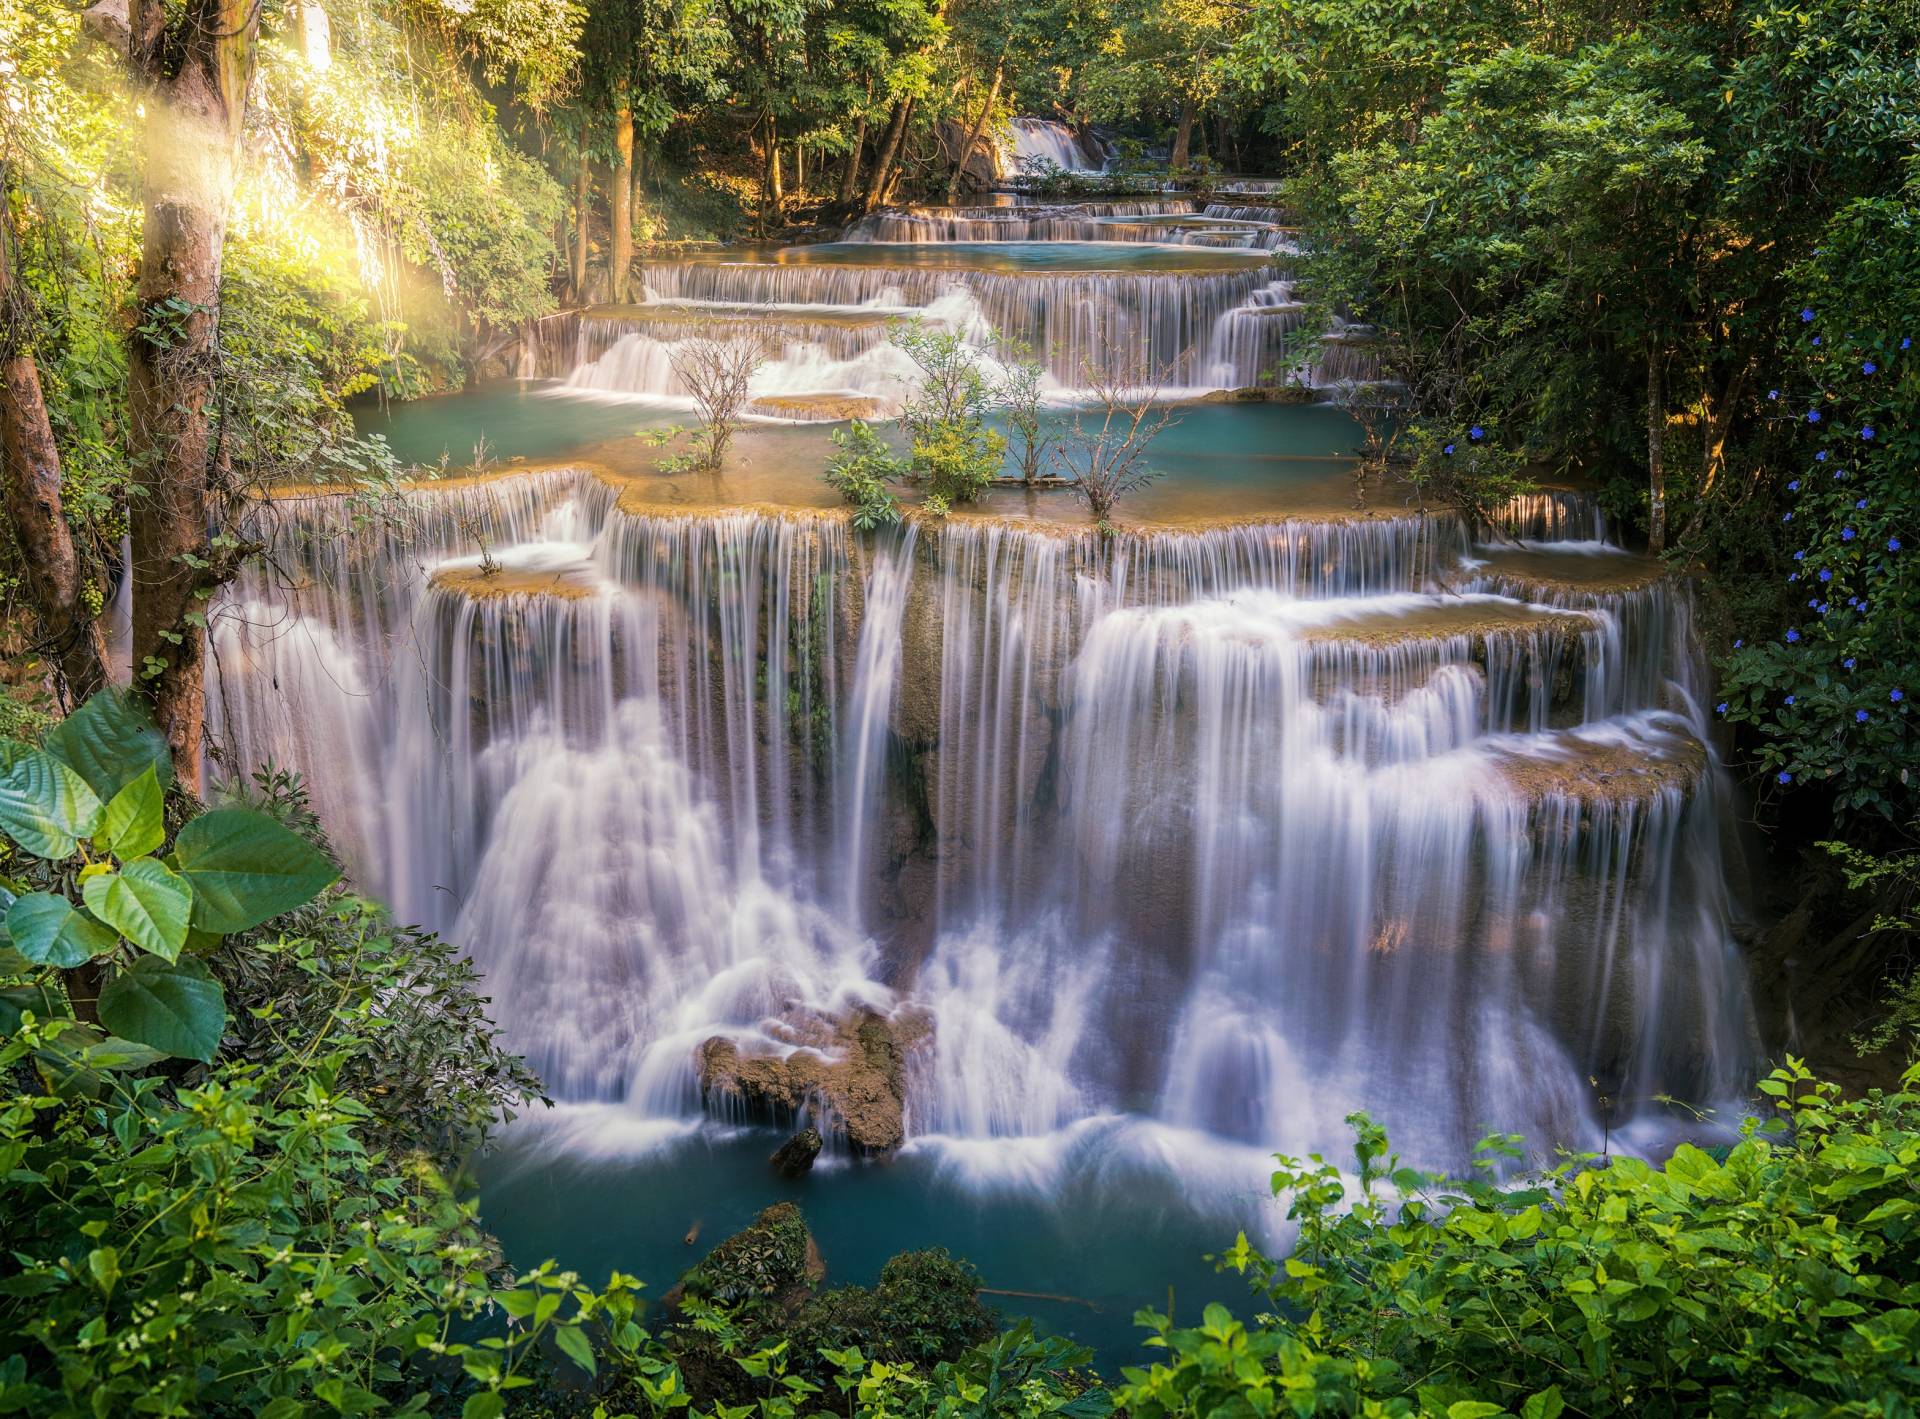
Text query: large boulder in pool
697 1006 929 1153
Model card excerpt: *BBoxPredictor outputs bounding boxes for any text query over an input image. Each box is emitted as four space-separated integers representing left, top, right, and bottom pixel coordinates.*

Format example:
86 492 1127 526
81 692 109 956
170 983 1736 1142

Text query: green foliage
1122 1060 1920 1418
681 1202 816 1310
1716 182 1919 821
892 324 1006 505
0 691 338 1065
996 343 1052 485
1399 426 1537 532
823 420 907 529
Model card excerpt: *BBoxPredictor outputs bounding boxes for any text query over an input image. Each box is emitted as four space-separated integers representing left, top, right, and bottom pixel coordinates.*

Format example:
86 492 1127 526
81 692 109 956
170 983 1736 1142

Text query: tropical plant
823 420 907 529
892 323 1006 505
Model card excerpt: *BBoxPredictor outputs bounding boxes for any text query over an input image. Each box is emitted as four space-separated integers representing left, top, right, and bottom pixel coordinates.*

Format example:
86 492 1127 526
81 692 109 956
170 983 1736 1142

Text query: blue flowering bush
1718 190 1918 820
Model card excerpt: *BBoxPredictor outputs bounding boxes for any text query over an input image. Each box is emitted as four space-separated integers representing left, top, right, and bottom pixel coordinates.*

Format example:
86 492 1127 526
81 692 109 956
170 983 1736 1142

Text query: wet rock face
769 1127 824 1177
698 1007 931 1152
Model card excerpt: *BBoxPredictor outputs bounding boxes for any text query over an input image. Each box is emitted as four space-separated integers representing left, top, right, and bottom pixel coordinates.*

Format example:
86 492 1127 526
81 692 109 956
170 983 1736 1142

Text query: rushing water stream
216 188 1759 1363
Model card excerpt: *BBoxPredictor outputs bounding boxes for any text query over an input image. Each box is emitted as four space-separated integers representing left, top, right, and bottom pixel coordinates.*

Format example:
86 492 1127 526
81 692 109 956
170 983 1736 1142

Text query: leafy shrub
1717 187 1918 820
823 421 906 529
892 324 1007 506
1121 1059 1920 1418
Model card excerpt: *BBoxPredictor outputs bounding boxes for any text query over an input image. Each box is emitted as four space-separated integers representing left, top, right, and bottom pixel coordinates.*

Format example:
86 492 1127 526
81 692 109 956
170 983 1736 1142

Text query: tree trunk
1170 97 1196 170
767 119 784 213
125 0 260 790
610 103 633 301
571 154 590 301
792 141 804 197
839 116 868 204
863 100 911 213
0 176 108 705
1647 342 1666 555
946 57 1004 203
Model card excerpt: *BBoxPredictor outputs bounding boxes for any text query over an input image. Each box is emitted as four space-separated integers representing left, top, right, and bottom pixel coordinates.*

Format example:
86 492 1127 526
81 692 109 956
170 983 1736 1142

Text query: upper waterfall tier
995 117 1108 175
544 242 1322 398
844 203 1294 250
211 471 1755 1174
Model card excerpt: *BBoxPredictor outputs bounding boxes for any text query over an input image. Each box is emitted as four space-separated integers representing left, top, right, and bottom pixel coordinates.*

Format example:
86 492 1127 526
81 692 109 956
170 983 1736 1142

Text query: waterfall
997 118 1106 175
212 473 1756 1181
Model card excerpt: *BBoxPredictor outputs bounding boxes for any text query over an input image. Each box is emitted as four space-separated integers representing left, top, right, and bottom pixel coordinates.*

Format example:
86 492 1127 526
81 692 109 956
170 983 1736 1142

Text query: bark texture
610 103 634 301
0 183 109 704
125 0 259 788
946 59 1004 203
863 100 912 213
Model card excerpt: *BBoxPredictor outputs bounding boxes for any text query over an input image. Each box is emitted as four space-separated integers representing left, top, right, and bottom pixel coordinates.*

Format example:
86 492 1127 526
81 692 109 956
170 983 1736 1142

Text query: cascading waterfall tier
995 117 1107 175
212 470 1756 1186
543 244 1335 402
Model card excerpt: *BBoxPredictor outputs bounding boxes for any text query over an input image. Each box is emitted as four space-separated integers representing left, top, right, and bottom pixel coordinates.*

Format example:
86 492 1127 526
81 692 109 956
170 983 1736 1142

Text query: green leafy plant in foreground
0 691 338 1070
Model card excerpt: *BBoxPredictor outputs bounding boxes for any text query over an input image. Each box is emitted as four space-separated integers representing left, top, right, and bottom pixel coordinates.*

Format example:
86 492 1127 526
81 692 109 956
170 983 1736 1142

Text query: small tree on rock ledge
669 332 773 471
1052 367 1179 529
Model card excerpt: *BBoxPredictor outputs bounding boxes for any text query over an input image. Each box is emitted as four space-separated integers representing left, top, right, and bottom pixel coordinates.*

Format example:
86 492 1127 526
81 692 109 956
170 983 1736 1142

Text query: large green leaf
97 955 226 1063
82 859 192 961
0 743 104 860
173 808 337 934
0 983 70 1033
7 893 118 968
42 689 173 801
98 766 166 861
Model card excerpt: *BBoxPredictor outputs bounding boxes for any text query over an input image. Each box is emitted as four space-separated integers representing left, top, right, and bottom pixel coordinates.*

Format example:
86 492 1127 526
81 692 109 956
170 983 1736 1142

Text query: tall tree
123 0 261 787
0 170 108 705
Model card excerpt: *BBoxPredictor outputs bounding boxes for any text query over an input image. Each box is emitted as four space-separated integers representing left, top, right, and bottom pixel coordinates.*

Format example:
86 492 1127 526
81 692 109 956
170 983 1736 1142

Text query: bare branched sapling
668 331 773 471
1051 365 1179 527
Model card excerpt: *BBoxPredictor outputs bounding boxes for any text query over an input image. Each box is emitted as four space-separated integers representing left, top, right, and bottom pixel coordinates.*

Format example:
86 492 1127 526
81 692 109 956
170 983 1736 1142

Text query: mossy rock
678 1201 824 1310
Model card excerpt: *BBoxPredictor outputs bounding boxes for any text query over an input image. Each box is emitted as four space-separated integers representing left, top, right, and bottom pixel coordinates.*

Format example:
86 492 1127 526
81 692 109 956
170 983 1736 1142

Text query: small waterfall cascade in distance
996 117 1107 175
538 145 1344 410
213 470 1758 1202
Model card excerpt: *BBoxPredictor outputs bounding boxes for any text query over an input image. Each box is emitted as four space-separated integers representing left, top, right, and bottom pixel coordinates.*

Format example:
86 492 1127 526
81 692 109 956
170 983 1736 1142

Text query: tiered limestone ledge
1494 723 1708 807
1298 598 1597 650
1464 545 1667 600
428 563 598 601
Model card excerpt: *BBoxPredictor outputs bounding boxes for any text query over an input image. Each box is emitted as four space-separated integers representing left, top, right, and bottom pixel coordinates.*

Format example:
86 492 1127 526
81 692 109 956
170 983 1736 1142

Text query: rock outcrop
698 1007 930 1152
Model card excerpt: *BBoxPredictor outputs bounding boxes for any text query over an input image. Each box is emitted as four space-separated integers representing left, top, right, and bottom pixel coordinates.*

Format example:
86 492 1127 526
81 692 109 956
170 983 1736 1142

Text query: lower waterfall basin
354 380 1386 528
473 1115 1257 1373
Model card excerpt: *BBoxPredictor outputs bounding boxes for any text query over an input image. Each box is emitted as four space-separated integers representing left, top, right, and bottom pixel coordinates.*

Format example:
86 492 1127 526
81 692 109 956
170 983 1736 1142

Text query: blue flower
1862 427 1876 440
1905 338 1913 349
1734 639 1743 648
1863 361 1878 375
1788 573 1799 582
1842 526 1857 541
1819 603 1831 614
1848 598 1859 608
1469 426 1484 441
1808 409 1822 422
1769 389 1780 400
1786 629 1801 643
1788 479 1800 490
1778 770 1793 784
1783 513 1793 523
1895 689 1907 703
1860 601 1870 612
1844 657 1856 669
1856 498 1868 509
1786 694 1797 704
1443 443 1455 455
1808 598 1819 608
1800 308 1815 322
1717 702 1729 714
1812 336 1822 346
1794 550 1806 560
1816 451 1828 462
1891 537 1904 552
1857 709 1869 723
1819 569 1832 582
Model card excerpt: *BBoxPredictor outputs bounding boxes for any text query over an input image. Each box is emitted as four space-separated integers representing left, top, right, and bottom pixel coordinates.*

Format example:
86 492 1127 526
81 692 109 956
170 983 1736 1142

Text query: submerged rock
769 1127 824 1178
698 1006 930 1153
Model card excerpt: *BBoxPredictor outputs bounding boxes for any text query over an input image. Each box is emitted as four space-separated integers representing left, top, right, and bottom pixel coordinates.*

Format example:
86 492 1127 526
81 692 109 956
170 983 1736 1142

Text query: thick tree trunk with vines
1647 341 1666 555
1170 97 1196 170
571 154 590 301
610 103 633 301
125 0 258 790
864 100 911 213
0 179 109 706
838 115 867 204
946 57 1003 203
